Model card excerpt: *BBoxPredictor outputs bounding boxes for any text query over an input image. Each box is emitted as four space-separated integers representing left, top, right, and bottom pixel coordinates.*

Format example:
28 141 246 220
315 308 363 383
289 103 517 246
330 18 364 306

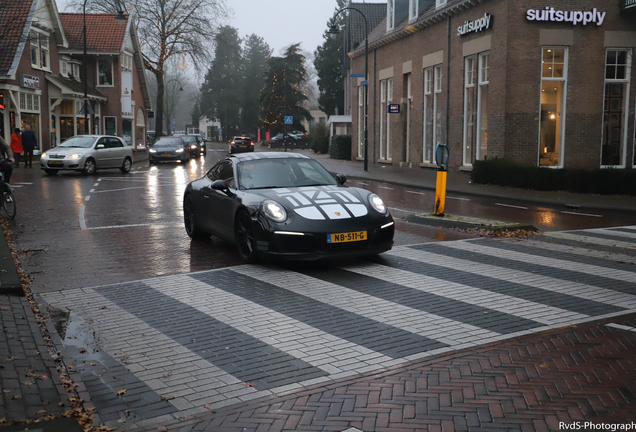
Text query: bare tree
66 0 227 136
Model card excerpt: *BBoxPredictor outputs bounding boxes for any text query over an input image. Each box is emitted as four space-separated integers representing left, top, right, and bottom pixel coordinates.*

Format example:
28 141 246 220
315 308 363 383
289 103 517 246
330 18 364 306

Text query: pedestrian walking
21 124 37 168
10 128 22 168
0 134 15 184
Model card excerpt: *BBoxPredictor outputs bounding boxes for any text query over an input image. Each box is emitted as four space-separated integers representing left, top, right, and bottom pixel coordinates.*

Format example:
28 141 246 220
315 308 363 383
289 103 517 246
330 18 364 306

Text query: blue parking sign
285 116 293 125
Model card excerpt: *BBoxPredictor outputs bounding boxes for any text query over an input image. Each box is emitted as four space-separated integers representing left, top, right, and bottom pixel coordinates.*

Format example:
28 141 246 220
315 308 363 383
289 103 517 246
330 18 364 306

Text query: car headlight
41 153 48 159
190 144 197 149
149 149 157 153
262 200 288 223
67 153 82 159
368 193 387 214
176 148 184 153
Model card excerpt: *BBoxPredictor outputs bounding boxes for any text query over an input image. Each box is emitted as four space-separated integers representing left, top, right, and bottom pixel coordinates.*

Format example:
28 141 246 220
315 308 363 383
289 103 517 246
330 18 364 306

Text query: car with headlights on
40 135 133 175
173 134 206 156
182 152 394 262
229 136 254 154
148 137 192 164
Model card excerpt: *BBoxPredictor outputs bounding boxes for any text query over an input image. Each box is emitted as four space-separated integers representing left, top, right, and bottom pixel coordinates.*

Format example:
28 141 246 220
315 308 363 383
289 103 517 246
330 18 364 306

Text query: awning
45 74 107 102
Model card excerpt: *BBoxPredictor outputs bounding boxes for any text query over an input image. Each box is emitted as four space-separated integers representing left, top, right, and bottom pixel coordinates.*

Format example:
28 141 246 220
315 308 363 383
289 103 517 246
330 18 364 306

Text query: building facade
349 0 636 173
0 0 150 153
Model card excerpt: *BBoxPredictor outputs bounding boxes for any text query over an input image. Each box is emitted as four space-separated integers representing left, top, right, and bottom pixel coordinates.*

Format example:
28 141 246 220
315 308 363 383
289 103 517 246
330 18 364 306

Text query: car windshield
153 139 182 147
182 136 197 143
237 158 337 190
58 136 96 148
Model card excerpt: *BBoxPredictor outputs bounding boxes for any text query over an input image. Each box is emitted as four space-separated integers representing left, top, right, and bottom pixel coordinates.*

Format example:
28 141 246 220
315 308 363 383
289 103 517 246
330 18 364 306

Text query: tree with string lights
259 44 312 136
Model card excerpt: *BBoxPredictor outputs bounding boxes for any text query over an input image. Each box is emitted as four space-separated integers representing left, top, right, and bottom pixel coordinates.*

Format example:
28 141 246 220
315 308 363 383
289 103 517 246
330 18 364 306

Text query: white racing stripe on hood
295 206 325 220
345 204 368 217
321 204 351 220
271 186 366 221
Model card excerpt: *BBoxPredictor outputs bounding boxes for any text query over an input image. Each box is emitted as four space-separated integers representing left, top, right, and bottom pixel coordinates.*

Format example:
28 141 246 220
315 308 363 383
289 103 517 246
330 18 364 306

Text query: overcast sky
228 0 338 56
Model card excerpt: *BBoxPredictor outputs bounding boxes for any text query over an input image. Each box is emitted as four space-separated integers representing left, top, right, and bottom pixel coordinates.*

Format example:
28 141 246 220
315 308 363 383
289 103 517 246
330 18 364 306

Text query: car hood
153 146 182 152
47 147 91 156
252 185 372 221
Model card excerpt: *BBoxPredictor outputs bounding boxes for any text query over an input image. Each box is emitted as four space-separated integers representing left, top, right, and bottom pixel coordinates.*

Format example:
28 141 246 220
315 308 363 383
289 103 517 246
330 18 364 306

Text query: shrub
471 158 636 196
329 135 351 160
307 123 330 154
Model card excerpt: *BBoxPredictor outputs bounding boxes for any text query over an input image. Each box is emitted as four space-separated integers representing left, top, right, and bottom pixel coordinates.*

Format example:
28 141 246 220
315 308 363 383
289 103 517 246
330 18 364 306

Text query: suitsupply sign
526 7 606 25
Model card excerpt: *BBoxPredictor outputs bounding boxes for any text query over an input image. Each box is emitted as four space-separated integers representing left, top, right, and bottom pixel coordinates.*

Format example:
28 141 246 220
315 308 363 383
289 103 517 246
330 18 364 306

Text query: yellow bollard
434 170 447 216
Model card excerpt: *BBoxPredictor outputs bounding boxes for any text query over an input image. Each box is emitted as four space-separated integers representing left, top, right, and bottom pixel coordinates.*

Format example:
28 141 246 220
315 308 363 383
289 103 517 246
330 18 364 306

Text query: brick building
0 0 150 153
348 0 636 173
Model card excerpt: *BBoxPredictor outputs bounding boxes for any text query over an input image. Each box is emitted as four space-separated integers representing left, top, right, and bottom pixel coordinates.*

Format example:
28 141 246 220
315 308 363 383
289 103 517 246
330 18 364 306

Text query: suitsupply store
349 0 636 171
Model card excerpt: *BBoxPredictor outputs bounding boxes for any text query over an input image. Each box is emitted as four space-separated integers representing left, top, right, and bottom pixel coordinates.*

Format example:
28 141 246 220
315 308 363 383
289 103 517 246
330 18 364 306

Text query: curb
407 213 539 232
0 226 23 295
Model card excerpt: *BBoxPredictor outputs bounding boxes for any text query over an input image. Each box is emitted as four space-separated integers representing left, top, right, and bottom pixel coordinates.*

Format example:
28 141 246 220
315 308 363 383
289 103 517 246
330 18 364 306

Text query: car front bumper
40 158 85 171
149 152 187 162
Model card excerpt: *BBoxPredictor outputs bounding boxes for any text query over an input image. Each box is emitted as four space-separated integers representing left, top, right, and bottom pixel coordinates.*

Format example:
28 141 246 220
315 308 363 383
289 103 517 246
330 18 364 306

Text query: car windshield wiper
247 185 288 190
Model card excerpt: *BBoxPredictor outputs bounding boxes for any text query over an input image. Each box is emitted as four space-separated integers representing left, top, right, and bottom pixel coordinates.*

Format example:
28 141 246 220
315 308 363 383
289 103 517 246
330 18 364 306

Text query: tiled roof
0 0 37 77
348 3 387 50
59 13 127 53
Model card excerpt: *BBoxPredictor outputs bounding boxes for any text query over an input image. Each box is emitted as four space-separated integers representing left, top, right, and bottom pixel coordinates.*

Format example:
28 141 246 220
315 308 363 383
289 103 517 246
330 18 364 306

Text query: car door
203 160 237 241
108 137 126 167
94 137 111 168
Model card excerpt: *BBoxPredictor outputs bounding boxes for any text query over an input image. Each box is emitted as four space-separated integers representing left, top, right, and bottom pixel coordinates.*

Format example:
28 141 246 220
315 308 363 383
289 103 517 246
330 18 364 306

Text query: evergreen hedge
330 135 351 160
471 158 636 196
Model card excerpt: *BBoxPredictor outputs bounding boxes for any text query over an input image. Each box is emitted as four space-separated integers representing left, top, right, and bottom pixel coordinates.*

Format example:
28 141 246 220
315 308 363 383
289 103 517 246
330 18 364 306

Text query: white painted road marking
407 191 426 195
561 211 603 218
446 196 470 201
495 203 528 210
79 205 87 230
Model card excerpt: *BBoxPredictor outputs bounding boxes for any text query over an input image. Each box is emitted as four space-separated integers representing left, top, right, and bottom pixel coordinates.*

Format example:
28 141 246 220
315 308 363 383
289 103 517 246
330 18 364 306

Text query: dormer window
61 61 68 77
436 0 447 9
30 32 50 70
71 63 81 81
387 0 395 31
409 0 418 21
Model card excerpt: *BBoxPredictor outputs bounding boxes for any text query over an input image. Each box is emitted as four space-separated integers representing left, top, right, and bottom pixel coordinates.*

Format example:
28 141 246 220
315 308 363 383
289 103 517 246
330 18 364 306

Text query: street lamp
328 7 369 171
164 78 184 133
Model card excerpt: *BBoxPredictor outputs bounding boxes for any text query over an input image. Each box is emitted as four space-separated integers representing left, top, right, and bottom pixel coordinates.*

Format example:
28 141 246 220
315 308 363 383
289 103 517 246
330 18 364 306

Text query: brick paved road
41 226 636 430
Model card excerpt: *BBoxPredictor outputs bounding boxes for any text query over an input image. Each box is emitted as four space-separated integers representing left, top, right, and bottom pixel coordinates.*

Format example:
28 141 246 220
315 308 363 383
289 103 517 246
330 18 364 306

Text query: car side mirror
211 179 229 192
335 174 347 185
96 144 106 149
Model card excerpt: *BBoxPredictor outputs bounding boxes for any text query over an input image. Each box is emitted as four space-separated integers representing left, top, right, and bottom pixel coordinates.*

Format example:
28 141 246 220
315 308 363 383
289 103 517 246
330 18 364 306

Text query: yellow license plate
48 161 63 166
328 231 367 243
161 153 171 156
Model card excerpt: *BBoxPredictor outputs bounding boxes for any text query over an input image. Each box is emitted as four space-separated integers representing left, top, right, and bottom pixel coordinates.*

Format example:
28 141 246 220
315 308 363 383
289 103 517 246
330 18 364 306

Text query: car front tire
235 210 258 263
83 158 96 175
120 157 132 173
184 197 207 239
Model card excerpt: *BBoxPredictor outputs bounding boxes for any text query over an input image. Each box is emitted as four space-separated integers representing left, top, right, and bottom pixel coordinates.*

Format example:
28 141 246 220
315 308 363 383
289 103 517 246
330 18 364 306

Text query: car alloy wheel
83 158 96 175
184 197 207 238
235 211 257 263
120 157 132 173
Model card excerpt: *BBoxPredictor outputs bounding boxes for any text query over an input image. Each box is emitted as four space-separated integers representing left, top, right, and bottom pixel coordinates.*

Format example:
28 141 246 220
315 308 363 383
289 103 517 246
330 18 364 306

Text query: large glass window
387 0 395 31
405 73 412 162
423 66 443 163
602 49 631 167
477 53 489 160
97 59 113 86
380 78 393 161
539 47 567 167
463 57 476 166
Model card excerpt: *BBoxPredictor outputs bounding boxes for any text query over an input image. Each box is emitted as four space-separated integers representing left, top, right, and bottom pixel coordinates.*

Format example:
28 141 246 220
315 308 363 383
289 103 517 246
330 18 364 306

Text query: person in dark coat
21 124 37 168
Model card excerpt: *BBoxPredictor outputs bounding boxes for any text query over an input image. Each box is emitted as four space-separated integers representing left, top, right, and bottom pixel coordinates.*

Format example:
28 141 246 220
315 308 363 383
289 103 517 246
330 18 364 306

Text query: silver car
40 135 134 175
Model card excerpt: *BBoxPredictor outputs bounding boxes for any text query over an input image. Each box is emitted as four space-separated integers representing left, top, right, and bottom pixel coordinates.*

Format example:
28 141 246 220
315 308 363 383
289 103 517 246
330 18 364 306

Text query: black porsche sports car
183 152 395 262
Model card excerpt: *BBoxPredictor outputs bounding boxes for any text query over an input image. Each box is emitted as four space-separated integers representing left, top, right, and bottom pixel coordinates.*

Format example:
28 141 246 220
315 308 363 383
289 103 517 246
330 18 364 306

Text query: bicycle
0 172 16 219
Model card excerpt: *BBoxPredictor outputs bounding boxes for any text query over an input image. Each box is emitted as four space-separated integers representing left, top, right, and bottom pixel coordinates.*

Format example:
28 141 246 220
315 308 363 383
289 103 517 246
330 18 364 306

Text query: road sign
349 73 365 78
360 80 368 86
388 104 401 114
285 116 293 125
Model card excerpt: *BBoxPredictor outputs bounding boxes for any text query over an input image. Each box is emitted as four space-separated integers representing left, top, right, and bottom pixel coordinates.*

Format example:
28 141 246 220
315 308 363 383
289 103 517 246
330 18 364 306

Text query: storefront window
105 117 117 136
434 65 443 151
21 114 40 150
477 53 489 160
602 49 631 167
463 57 476 166
358 86 364 158
122 119 132 145
539 47 567 167
423 68 434 163
380 78 393 161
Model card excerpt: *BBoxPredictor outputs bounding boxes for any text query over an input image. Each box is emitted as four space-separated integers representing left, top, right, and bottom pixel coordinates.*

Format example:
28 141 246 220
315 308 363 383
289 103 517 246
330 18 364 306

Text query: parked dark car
229 136 254 154
148 137 191 164
182 152 394 262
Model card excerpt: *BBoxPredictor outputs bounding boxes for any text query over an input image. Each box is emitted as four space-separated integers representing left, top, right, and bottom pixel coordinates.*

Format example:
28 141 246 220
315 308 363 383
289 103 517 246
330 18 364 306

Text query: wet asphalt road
5 142 636 294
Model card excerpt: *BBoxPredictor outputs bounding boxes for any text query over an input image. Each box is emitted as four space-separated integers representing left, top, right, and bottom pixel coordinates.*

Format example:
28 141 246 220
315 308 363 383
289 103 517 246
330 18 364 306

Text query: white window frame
97 58 114 87
19 92 40 113
423 67 434 163
538 46 568 168
463 56 476 167
40 35 50 71
72 63 81 81
436 0 447 9
476 52 490 161
30 32 40 68
405 73 412 162
121 52 133 71
409 0 418 21
380 80 387 161
387 0 395 31
601 48 632 169
358 86 364 158
386 78 393 161
61 60 68 77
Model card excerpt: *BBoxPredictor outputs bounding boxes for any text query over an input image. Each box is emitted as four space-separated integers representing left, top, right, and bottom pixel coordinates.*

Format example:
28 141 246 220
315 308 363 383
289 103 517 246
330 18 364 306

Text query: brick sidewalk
140 313 636 432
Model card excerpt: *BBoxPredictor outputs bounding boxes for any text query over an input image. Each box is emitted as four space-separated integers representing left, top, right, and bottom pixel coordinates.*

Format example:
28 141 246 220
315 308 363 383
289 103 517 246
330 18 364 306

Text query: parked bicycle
0 172 16 219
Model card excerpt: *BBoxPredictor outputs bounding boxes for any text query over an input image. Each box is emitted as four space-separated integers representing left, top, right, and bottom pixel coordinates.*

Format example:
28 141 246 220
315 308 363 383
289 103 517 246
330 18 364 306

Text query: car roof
229 152 311 161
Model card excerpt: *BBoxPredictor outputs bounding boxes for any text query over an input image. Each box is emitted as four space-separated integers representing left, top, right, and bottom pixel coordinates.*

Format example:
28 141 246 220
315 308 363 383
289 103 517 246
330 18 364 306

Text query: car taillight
250 142 254 146
231 141 235 144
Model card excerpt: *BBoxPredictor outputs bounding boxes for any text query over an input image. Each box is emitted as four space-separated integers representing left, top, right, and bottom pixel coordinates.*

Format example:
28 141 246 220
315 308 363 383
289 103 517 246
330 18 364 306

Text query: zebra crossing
42 226 636 429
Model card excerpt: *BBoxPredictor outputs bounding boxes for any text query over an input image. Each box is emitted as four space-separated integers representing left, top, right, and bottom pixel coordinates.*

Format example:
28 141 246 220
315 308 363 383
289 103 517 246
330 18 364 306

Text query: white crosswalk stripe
582 228 636 240
42 226 636 429
439 241 636 283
